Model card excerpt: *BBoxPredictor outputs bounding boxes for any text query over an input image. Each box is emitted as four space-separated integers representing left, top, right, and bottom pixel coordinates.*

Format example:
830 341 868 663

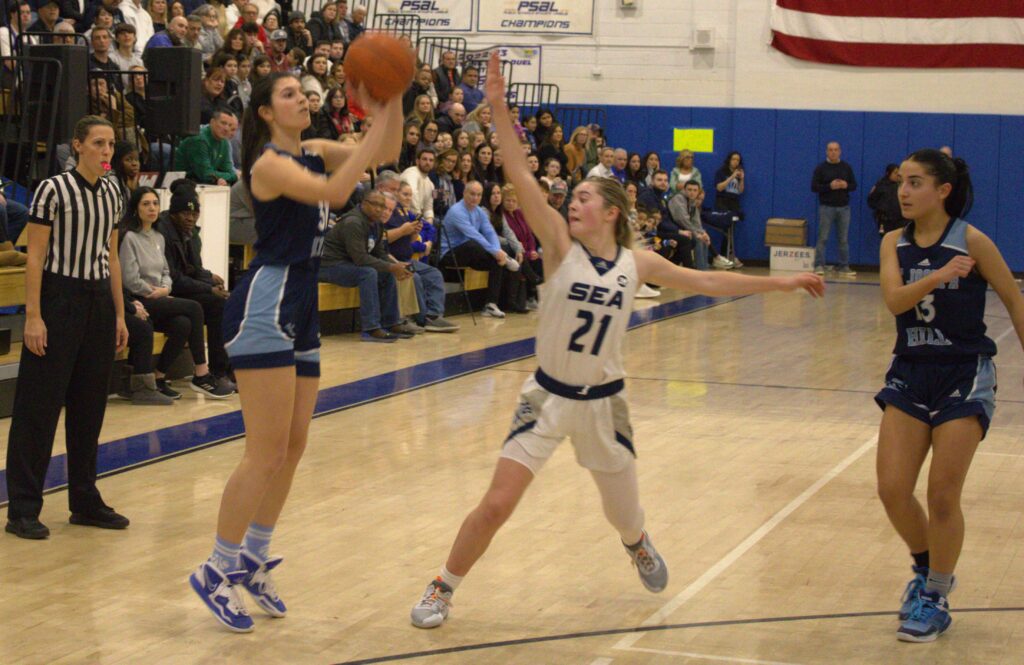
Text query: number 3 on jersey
915 294 936 323
568 310 612 355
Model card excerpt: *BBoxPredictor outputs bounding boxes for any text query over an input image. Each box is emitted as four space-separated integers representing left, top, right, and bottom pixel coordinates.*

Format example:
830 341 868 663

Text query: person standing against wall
5 116 131 540
811 141 857 277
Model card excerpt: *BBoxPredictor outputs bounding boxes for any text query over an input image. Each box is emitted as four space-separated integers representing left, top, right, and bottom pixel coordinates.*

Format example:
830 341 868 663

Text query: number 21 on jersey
568 310 612 356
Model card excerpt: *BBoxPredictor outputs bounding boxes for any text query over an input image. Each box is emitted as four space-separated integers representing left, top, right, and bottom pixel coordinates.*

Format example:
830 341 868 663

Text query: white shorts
501 374 635 474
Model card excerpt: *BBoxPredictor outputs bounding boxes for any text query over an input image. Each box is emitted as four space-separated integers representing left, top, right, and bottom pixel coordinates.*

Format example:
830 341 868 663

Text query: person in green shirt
173 108 239 185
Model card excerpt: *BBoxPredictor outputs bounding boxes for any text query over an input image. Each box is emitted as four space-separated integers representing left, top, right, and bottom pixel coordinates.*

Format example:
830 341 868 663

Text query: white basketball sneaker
624 531 669 593
410 578 454 628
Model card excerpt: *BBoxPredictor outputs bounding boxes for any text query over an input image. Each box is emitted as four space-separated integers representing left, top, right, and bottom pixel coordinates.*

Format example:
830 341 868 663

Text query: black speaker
143 46 202 136
23 43 88 142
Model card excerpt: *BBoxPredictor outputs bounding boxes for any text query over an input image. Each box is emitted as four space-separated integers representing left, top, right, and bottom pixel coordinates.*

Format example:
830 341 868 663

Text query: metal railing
1 55 62 192
418 36 466 69
86 68 151 161
553 105 607 135
507 82 558 115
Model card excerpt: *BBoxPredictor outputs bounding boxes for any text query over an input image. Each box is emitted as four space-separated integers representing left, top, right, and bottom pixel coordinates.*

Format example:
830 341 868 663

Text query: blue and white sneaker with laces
240 550 287 618
189 562 254 632
624 531 668 593
897 590 951 642
899 566 928 620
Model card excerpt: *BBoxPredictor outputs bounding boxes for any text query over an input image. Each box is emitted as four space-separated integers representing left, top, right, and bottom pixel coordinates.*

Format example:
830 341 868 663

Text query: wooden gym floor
1 271 1023 665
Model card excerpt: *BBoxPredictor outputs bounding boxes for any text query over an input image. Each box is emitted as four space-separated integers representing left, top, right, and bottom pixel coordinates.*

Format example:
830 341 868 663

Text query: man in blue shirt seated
385 183 459 332
458 66 484 114
144 15 187 51
439 181 518 319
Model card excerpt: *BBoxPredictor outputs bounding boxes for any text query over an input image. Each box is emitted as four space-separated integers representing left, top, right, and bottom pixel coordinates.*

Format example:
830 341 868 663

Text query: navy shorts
874 355 996 438
223 262 321 377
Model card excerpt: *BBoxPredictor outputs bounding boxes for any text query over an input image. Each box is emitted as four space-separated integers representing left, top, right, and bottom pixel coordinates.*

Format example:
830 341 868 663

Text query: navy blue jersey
250 144 329 268
893 218 996 358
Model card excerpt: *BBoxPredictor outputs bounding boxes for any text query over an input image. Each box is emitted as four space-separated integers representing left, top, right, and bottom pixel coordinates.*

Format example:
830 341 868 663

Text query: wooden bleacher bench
0 266 26 308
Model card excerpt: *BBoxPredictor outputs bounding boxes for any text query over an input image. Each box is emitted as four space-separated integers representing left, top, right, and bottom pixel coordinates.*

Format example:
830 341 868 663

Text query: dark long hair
120 186 160 241
241 72 297 187
905 148 973 219
111 140 138 185
721 150 743 172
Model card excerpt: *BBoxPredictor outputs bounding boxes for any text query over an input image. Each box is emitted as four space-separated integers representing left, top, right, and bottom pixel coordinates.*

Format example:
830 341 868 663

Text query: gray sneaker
391 321 423 336
424 316 460 332
129 374 174 406
624 531 668 593
410 578 453 629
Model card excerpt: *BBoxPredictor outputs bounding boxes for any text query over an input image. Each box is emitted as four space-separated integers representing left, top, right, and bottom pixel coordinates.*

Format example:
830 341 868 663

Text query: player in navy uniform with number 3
875 149 1024 643
189 72 403 632
408 53 825 629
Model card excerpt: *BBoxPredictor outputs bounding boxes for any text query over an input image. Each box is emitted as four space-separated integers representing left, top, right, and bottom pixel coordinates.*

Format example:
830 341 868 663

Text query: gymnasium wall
455 0 1024 268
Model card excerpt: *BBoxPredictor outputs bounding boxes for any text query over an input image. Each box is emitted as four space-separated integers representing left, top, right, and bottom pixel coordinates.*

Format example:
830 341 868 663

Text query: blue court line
332 606 1024 664
0 293 744 505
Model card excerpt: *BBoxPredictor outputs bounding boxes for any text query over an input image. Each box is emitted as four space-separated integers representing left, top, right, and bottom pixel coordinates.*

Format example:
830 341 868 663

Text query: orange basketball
343 32 416 103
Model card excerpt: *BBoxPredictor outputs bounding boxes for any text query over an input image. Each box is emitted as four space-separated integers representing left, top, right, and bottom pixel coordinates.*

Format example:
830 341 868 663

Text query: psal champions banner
464 45 543 84
476 0 594 35
372 0 473 32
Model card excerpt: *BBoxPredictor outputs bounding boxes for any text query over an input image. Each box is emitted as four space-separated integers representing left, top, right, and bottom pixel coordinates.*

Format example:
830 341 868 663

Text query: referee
5 116 131 540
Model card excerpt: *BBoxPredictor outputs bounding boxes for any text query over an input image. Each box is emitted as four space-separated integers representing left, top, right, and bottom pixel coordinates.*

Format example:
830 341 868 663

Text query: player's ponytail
584 176 634 249
242 73 299 188
905 148 974 220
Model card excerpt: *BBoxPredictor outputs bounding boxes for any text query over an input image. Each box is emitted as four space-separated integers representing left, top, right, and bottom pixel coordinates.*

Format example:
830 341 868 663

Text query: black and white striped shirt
29 170 123 281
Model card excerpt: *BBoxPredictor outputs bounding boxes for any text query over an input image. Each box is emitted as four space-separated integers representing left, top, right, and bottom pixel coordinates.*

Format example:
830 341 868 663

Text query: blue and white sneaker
189 562 254 632
897 591 951 642
899 566 928 620
624 531 668 593
240 550 287 618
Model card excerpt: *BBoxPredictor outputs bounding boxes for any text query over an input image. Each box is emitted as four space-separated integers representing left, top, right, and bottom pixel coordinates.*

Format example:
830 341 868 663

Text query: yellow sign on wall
673 128 715 153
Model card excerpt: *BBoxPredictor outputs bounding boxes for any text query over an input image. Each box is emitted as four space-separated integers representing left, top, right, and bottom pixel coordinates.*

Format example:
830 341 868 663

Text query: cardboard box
769 246 815 272
765 218 808 247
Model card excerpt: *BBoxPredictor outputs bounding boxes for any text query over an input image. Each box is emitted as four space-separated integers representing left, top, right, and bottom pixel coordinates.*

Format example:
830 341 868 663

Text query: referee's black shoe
6 517 50 539
69 507 130 530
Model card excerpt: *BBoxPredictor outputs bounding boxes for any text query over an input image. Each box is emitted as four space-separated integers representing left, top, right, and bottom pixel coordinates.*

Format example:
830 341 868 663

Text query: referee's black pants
6 273 116 520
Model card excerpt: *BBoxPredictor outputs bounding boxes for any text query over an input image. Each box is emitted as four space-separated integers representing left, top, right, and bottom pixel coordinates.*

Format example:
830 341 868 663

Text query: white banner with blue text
475 0 594 35
464 45 543 84
372 0 473 32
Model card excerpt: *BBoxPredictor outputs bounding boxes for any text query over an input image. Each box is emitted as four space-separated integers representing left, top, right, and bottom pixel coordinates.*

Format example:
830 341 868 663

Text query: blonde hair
582 177 633 248
675 149 694 169
500 182 516 198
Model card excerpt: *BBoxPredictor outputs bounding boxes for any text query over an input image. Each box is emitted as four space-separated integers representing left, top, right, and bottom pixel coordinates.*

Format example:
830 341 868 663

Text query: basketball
343 32 416 103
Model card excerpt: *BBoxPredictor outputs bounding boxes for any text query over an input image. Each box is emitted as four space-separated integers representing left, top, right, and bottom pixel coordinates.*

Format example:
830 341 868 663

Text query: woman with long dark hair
868 163 907 237
398 120 420 171
875 150 1024 643
536 123 567 179
472 142 496 183
189 73 402 632
321 86 356 140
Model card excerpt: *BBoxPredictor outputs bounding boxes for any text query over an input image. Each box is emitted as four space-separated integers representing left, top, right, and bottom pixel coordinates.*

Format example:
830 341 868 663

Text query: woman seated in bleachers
563 126 589 183
454 151 476 199
250 54 271 84
300 53 331 99
431 149 458 221
398 121 421 172
484 182 527 314
419 119 439 154
472 143 497 183
119 187 231 399
536 123 567 179
452 128 470 153
462 103 493 137
539 157 561 190
110 140 141 217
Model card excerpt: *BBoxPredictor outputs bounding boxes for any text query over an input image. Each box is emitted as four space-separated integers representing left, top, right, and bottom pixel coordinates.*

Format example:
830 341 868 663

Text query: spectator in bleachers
240 20 264 54
219 26 245 59
333 0 351 41
400 146 436 223
88 75 145 160
467 130 484 150
640 151 660 187
500 183 541 310
324 86 356 138
148 0 168 31
397 121 420 171
261 9 279 31
109 139 140 211
867 163 906 237
472 143 496 183
419 119 439 153
436 102 464 135
434 131 452 153
344 4 366 42
610 148 628 184
183 14 203 51
669 149 701 191
438 85 463 115
539 157 561 189
624 180 639 225
811 141 856 276
89 27 122 86
198 66 229 124
231 2 270 46
119 0 153 55
587 146 614 179
144 14 186 49
228 178 256 245
403 69 434 118
386 183 458 332
328 37 343 62
625 153 643 184
250 53 270 82
82 0 124 33
174 107 238 185
451 128 469 152
439 180 513 318
563 126 588 182
672 181 734 270
457 65 483 113
118 290 172 403
223 0 245 24
483 182 527 313
120 187 231 400
525 152 540 179
51 19 75 42
234 53 251 105
109 23 143 77
300 52 330 98
27 0 60 44
433 50 460 104
537 123 567 179
265 27 290 70
462 103 492 136
713 150 744 216
0 191 29 264
1 3 34 75
637 169 670 217
299 89 323 139
308 1 342 43
168 0 186 19
418 63 439 107
285 10 311 51
454 150 474 197
431 149 458 220
546 178 568 220
320 190 417 342
155 181 234 387
654 198 693 269
532 108 554 145
193 5 224 59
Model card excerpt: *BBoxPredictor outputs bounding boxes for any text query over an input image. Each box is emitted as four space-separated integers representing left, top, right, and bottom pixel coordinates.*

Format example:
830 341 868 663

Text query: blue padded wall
586 105 1024 271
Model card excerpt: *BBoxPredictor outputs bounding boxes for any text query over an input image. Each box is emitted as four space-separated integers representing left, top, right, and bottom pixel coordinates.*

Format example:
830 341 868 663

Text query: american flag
770 0 1024 68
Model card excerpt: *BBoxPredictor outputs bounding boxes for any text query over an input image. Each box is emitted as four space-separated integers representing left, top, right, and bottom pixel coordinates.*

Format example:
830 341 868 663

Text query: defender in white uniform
410 53 827 630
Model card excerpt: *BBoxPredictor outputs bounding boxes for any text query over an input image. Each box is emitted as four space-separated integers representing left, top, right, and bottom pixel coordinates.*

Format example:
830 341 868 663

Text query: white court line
612 435 878 651
994 324 1017 345
977 451 1024 458
619 646 807 665
588 659 614 665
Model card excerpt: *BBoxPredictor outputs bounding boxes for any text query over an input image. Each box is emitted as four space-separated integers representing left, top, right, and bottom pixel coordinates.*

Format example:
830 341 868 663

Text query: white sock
439 565 464 591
